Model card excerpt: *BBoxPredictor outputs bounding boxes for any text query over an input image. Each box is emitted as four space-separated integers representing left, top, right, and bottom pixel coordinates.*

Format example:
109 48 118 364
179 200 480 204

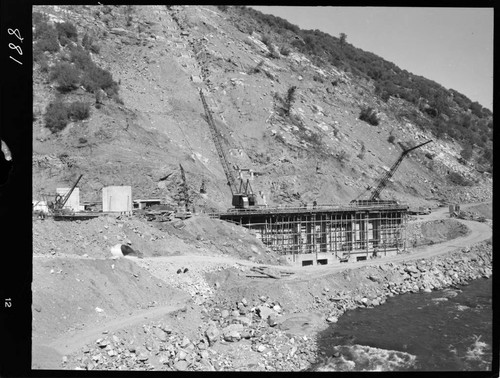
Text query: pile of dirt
32 257 187 342
33 213 280 264
463 202 492 219
406 219 470 248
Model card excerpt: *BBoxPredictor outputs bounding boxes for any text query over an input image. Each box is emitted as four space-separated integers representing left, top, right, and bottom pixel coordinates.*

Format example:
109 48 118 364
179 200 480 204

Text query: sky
251 7 493 111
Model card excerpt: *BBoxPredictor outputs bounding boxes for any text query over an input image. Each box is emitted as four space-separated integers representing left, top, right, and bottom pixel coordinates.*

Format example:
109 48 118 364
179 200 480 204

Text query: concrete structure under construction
102 186 132 214
211 201 408 266
56 187 80 212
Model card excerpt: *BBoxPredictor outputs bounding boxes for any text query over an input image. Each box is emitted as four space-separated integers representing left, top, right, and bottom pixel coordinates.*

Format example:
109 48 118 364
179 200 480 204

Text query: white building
102 186 132 214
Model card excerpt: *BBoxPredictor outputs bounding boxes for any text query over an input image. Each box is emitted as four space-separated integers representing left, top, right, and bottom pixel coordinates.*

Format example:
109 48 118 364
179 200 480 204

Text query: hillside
32 5 492 210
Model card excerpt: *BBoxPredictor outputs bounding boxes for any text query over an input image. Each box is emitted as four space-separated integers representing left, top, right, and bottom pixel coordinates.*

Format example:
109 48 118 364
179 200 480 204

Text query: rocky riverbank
63 241 492 371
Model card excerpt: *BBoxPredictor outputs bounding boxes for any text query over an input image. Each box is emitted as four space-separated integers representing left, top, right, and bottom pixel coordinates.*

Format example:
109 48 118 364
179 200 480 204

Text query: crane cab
232 193 257 209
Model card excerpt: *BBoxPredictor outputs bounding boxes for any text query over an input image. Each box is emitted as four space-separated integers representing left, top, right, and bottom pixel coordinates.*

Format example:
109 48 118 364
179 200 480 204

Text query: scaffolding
210 203 408 265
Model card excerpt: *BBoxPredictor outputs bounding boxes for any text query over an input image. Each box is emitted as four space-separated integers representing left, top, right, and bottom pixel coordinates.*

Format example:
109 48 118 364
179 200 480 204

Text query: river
313 277 493 371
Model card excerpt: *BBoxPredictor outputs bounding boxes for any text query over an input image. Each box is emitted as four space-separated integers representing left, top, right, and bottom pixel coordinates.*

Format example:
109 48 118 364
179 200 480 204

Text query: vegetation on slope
33 11 121 133
222 6 493 172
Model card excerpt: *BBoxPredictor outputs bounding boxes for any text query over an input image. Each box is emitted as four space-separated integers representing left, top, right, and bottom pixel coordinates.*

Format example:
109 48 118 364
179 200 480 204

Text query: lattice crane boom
369 140 432 201
199 89 237 194
179 164 190 209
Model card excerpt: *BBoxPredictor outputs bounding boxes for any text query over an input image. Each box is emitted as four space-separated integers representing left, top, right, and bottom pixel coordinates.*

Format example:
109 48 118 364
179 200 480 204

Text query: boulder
110 244 124 259
205 326 220 346
257 305 274 320
174 360 188 371
110 27 128 36
191 75 203 83
180 337 191 348
267 314 278 327
177 350 188 360
153 327 168 342
231 310 240 317
222 324 243 342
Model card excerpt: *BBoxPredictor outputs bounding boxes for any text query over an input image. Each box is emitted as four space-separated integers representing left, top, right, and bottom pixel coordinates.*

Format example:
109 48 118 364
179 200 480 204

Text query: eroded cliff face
32 5 492 211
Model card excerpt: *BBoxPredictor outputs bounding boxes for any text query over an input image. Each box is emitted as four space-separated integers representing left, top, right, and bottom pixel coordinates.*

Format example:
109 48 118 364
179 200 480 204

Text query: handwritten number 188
8 28 23 65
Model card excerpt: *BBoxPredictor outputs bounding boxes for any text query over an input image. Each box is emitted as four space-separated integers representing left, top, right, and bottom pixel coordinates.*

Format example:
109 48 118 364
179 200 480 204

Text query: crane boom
198 89 256 208
199 89 237 194
179 164 189 209
58 174 83 208
369 140 432 201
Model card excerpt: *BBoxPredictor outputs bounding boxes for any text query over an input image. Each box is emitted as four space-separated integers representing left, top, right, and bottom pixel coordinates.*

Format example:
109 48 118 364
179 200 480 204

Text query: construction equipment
352 140 432 204
179 164 190 210
176 164 192 219
199 88 257 209
408 206 431 215
47 174 83 216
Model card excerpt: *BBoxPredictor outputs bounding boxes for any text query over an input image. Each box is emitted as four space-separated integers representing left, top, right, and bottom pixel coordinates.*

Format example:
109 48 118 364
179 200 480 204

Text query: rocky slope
54 241 492 371
32 5 492 211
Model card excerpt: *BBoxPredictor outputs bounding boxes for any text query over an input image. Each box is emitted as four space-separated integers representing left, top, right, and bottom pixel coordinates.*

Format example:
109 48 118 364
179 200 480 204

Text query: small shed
102 186 132 214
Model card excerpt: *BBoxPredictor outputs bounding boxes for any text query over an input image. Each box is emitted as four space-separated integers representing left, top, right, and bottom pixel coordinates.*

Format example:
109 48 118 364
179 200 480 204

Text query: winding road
32 202 491 369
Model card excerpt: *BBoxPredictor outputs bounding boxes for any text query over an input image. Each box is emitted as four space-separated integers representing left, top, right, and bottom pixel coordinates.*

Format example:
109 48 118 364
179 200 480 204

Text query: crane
353 140 432 204
48 174 83 215
179 163 189 210
198 88 256 209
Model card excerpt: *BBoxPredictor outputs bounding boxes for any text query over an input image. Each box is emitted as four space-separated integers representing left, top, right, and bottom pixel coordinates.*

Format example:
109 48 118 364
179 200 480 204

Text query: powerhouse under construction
200 89 429 266
210 201 408 266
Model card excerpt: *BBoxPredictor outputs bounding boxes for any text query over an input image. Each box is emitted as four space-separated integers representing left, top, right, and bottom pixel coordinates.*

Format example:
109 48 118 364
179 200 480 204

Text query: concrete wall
102 186 132 213
56 187 80 212
285 249 399 266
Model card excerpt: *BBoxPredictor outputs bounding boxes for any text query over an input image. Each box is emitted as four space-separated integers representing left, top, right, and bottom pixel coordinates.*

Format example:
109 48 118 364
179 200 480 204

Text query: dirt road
32 203 491 369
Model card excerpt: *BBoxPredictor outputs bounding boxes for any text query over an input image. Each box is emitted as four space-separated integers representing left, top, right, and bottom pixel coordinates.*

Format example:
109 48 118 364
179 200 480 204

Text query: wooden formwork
212 204 408 265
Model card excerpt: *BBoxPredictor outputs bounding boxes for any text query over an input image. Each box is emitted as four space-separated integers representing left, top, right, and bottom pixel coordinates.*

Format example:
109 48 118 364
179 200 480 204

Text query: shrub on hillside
81 65 118 96
70 46 93 71
56 21 78 45
44 100 90 133
82 33 100 54
32 11 49 28
359 106 380 126
267 45 280 59
387 134 396 144
50 62 80 91
67 101 90 120
284 86 297 116
447 171 472 186
460 144 473 162
313 74 324 83
44 101 69 133
279 46 291 56
33 22 60 56
261 34 271 47
38 55 50 72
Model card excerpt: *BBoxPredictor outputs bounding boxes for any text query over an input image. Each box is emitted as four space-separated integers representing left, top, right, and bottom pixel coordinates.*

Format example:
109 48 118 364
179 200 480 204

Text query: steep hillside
32 5 492 211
